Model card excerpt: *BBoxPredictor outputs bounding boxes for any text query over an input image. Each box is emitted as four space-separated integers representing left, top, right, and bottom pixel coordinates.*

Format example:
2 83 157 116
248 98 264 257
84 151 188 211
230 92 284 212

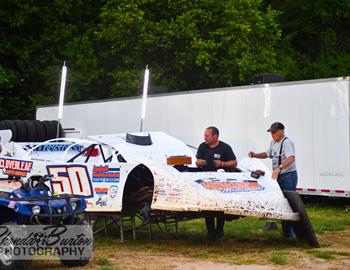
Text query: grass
29 199 350 269
268 251 289 265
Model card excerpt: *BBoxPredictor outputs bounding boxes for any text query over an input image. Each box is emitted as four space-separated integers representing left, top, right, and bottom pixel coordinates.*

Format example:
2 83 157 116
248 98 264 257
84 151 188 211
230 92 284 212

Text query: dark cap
267 122 285 132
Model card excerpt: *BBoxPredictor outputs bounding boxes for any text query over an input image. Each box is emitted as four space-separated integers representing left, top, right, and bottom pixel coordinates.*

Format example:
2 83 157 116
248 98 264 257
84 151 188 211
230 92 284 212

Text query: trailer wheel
33 120 46 142
14 120 27 142
283 190 320 248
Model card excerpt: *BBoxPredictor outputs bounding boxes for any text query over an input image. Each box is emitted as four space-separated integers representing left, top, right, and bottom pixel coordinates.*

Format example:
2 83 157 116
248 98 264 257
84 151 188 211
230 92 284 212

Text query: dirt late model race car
0 130 319 247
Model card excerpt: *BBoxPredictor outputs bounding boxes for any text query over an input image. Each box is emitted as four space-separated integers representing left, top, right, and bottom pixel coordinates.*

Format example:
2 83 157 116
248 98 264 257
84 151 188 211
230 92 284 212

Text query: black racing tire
13 120 27 142
283 190 320 248
23 120 37 142
0 121 7 130
60 218 93 267
3 120 17 142
32 120 46 142
0 222 32 270
43 120 56 140
51 120 63 138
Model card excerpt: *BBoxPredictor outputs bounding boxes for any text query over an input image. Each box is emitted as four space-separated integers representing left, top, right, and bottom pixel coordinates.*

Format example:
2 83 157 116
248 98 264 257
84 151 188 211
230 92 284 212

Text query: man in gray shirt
248 122 297 238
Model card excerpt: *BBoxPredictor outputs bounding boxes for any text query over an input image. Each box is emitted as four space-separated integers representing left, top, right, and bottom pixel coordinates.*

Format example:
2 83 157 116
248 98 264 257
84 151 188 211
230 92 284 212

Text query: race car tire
283 190 320 248
51 120 63 138
14 120 27 142
32 120 46 142
2 120 17 142
0 222 32 270
23 120 37 142
60 219 93 267
43 120 56 140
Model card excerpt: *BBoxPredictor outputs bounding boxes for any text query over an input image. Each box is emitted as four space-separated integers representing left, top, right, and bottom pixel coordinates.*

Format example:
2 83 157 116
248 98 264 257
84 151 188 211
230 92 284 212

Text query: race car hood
89 132 197 166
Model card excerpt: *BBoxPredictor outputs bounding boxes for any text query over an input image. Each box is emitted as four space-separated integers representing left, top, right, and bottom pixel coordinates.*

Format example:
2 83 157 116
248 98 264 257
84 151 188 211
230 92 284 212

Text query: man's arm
271 156 295 179
248 152 268 159
221 160 237 168
214 144 237 168
196 143 207 168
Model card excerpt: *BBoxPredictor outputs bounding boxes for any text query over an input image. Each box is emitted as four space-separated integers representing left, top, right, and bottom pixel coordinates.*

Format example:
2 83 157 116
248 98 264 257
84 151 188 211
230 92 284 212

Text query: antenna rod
57 61 67 138
140 65 149 132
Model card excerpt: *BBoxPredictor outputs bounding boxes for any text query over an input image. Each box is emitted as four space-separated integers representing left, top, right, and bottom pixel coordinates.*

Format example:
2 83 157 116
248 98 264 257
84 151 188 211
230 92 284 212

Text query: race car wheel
23 120 37 142
283 190 320 248
42 120 56 140
33 120 46 142
4 120 18 142
14 120 27 142
60 218 93 267
0 222 32 270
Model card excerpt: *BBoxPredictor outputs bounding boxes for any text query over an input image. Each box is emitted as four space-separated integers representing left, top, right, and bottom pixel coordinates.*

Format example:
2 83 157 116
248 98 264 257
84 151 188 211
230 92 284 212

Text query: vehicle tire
32 120 46 142
13 120 27 142
42 120 56 140
60 218 93 267
0 222 32 270
3 120 17 142
23 120 37 142
51 120 63 138
283 190 320 248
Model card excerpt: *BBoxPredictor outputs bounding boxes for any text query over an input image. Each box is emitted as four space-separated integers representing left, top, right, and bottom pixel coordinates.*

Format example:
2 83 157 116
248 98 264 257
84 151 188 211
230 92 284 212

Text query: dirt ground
31 226 350 270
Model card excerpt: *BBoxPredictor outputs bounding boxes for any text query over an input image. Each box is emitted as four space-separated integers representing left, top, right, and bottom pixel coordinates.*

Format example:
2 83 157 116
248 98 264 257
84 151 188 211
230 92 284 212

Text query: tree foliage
0 0 349 119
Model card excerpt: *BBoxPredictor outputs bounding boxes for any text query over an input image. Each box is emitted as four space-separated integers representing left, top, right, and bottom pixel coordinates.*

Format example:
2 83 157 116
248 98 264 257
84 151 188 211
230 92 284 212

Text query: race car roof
89 131 197 166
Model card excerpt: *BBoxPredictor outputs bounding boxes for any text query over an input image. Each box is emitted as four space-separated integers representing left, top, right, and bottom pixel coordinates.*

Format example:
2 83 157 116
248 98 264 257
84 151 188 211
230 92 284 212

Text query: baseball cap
267 122 285 132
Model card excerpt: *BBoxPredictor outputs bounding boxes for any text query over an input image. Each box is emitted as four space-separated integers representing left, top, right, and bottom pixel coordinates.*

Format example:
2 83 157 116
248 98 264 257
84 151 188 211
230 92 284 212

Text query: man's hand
248 151 255 158
196 159 207 168
213 160 223 168
271 168 281 180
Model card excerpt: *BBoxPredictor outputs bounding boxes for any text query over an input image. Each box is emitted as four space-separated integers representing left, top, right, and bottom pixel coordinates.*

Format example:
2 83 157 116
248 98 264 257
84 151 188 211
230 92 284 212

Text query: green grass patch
307 250 334 260
268 251 289 265
97 257 111 266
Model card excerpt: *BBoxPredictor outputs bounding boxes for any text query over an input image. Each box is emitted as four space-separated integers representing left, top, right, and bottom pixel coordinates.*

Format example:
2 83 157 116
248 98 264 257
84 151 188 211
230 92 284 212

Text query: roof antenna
140 65 149 132
57 61 67 138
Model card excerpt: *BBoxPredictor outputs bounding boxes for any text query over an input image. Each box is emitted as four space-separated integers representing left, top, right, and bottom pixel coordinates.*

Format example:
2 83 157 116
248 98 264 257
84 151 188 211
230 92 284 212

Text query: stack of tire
0 120 63 142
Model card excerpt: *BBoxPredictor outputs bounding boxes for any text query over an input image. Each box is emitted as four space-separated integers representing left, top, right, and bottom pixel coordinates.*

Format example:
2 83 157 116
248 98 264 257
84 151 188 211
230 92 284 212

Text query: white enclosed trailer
37 77 350 197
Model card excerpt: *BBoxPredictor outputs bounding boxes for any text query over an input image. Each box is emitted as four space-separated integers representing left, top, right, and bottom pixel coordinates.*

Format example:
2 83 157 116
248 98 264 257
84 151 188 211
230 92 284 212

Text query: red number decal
47 165 93 197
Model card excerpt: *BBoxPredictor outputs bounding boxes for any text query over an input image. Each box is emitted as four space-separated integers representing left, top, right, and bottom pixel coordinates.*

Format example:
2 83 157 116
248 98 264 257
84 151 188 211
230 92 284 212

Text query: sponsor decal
8 201 16 209
92 166 120 183
22 143 82 152
109 186 118 198
94 187 108 195
195 179 264 193
95 197 107 207
0 157 33 177
47 165 93 198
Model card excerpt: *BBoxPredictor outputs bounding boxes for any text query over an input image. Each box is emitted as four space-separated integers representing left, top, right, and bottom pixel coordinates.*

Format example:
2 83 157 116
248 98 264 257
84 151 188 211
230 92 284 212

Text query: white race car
0 130 319 247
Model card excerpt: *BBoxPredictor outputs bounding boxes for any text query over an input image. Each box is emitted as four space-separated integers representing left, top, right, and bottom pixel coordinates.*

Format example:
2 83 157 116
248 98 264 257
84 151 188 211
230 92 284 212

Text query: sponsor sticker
92 166 120 183
195 179 265 193
94 187 108 195
109 186 118 198
0 157 33 177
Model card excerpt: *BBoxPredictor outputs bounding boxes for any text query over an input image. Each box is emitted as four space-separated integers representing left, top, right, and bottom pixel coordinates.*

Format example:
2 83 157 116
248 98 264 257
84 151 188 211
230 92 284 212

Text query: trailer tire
2 120 17 141
32 120 46 142
23 120 37 142
283 190 320 248
14 120 27 142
